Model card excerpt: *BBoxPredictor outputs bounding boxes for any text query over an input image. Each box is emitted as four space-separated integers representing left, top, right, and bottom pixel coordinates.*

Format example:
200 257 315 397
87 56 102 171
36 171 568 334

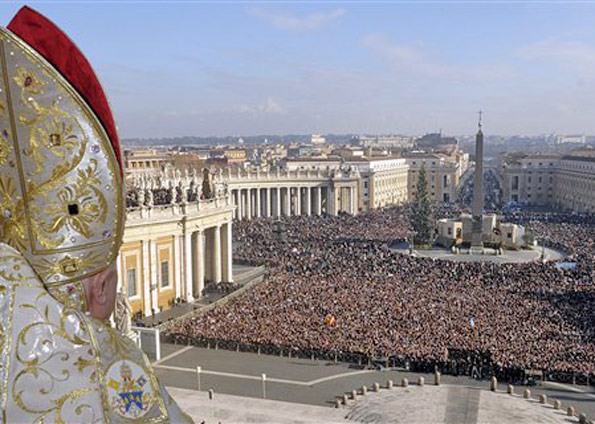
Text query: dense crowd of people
165 207 594 377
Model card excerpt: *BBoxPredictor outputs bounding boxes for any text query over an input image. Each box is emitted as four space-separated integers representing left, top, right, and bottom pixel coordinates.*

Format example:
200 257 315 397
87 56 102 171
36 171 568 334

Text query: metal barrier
132 326 161 361
164 333 594 388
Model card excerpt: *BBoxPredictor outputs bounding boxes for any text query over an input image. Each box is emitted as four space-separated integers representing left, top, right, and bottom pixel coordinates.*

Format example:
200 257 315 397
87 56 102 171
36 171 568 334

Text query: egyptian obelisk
471 111 484 251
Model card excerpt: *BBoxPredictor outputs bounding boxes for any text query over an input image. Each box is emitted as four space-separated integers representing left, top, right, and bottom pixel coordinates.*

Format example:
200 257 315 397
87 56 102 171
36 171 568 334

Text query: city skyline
2 1 595 138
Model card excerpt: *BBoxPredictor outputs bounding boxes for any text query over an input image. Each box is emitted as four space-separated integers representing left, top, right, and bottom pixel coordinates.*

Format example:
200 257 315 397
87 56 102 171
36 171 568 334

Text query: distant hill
121 134 358 147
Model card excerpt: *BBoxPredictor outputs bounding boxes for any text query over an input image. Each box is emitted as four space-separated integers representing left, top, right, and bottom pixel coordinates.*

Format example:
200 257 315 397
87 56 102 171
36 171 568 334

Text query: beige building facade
282 156 409 211
118 171 233 317
502 155 559 206
502 148 595 213
124 149 171 176
553 150 595 213
404 150 469 203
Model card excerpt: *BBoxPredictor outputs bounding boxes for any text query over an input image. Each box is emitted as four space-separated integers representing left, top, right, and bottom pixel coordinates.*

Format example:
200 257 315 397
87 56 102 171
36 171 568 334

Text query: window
161 261 170 287
127 268 137 297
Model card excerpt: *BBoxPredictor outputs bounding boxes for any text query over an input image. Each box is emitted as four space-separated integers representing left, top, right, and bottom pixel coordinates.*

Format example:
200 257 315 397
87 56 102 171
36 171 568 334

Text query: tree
410 165 433 245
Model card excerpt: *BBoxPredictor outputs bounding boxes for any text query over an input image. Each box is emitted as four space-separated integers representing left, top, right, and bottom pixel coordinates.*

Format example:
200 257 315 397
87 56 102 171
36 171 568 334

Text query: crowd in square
167 207 594 376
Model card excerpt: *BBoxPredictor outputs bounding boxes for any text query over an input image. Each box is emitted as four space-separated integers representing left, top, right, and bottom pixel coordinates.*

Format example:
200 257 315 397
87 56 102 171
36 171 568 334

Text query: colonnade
230 184 358 220
185 222 233 299
231 186 321 219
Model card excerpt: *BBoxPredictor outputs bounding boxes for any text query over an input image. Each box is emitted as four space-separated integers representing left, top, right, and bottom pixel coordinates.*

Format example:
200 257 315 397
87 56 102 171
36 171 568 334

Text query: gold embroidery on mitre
59 256 78 275
0 26 124 291
0 176 27 252
33 250 105 283
12 65 46 95
39 159 108 241
0 128 12 167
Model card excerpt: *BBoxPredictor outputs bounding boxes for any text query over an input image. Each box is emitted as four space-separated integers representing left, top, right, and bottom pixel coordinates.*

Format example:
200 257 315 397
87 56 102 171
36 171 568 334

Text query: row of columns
118 222 233 317
232 186 329 220
184 223 233 301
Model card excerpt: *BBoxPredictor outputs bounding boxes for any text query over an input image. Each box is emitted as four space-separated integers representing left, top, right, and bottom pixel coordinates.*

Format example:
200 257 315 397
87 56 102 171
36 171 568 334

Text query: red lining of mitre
7 6 123 177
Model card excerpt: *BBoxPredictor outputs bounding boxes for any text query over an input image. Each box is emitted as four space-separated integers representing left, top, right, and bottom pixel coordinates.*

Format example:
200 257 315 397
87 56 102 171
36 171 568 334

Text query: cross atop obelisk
478 110 483 130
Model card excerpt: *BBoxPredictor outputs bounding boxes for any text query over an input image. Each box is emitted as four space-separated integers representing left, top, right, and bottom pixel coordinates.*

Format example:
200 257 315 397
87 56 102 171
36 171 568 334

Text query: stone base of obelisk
469 219 484 255
469 244 485 255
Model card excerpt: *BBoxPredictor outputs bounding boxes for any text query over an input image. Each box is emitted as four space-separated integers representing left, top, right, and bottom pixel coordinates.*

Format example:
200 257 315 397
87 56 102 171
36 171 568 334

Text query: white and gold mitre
0 7 125 310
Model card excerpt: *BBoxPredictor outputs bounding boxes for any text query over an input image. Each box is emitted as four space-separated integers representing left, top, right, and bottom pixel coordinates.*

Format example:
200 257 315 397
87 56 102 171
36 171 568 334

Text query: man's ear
92 267 111 305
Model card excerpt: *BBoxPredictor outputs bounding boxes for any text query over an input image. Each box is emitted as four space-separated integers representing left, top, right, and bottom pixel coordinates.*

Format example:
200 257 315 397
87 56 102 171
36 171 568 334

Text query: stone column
173 234 182 299
141 240 151 316
275 188 281 217
184 232 194 301
149 238 159 311
222 222 233 282
237 189 243 221
285 187 291 216
329 186 337 216
204 229 213 282
316 187 322 215
246 189 252 219
213 225 222 283
266 188 272 217
192 230 204 298
256 188 261 218
305 187 312 216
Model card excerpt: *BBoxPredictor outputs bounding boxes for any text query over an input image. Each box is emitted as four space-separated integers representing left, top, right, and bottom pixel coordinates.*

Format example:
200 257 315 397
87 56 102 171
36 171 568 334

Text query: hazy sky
2 1 595 138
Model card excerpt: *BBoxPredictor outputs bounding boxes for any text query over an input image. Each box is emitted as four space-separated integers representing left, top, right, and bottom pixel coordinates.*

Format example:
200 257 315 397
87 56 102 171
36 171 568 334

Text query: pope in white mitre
0 6 193 423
